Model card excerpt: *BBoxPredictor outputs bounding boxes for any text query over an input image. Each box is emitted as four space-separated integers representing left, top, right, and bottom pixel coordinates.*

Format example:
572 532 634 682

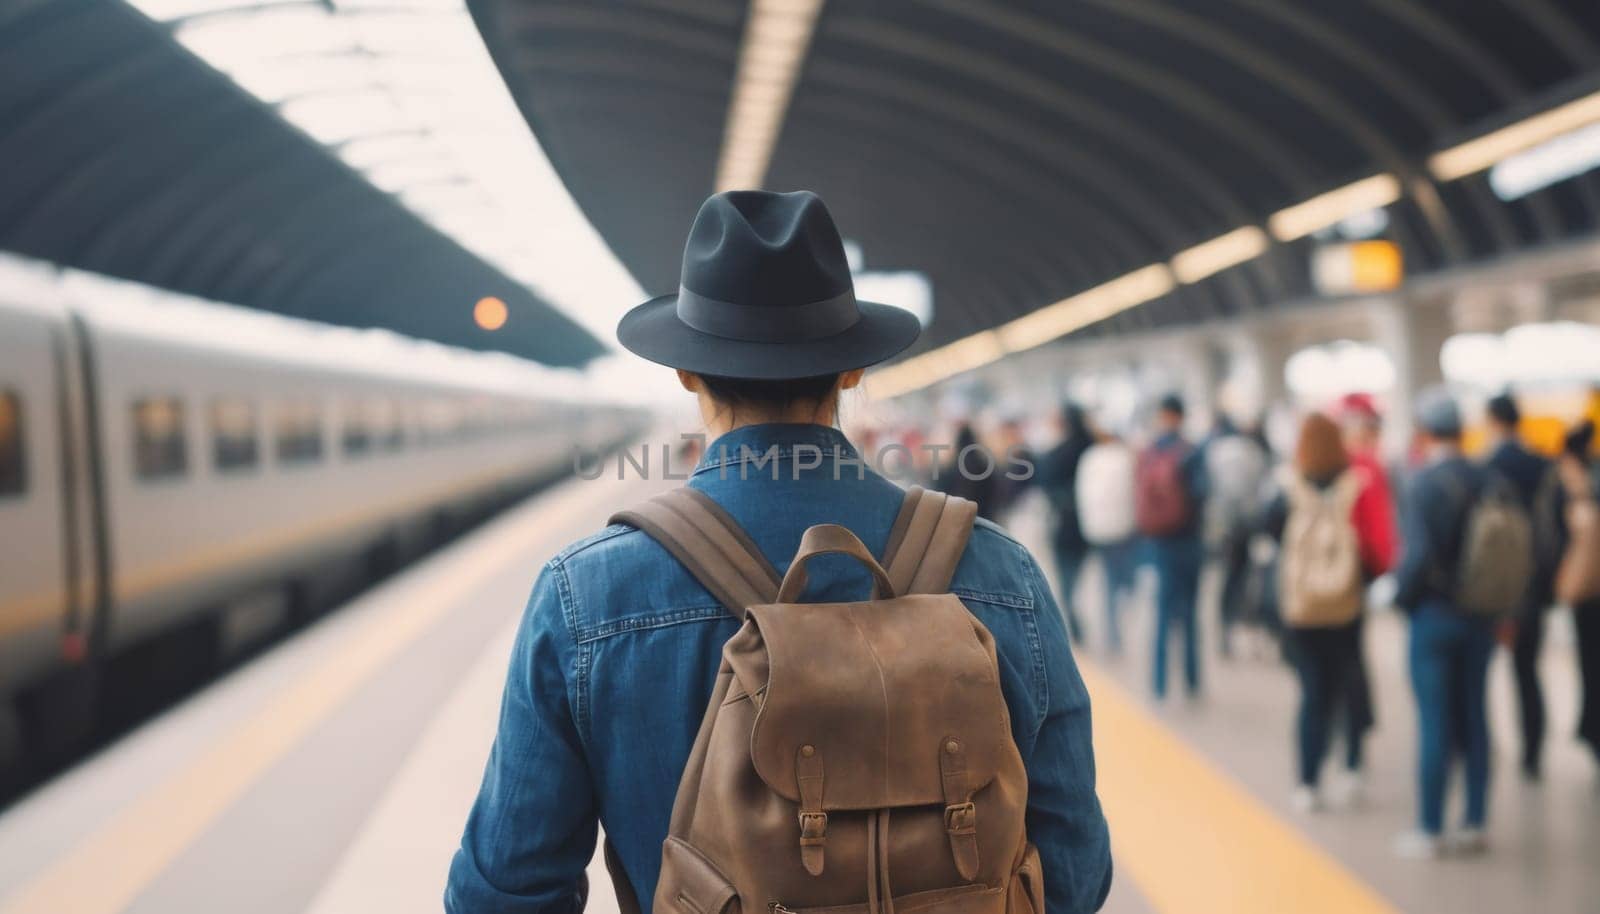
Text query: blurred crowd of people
885 386 1600 861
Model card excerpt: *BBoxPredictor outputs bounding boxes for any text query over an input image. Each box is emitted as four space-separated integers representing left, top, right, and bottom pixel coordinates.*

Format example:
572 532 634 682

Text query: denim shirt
446 424 1112 914
1394 453 1486 613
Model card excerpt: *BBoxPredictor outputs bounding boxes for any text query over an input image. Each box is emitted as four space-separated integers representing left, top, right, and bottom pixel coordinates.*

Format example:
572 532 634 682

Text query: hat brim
615 294 922 380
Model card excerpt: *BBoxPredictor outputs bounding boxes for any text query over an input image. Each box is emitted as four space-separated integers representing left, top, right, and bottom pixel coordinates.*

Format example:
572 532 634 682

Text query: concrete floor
0 480 1593 914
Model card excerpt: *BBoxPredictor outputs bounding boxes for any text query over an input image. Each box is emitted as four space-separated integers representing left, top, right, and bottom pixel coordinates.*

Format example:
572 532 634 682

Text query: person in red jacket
1324 392 1400 799
1338 393 1400 576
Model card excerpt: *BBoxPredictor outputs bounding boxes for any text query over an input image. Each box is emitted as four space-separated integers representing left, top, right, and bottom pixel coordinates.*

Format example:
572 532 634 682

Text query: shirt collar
692 423 858 477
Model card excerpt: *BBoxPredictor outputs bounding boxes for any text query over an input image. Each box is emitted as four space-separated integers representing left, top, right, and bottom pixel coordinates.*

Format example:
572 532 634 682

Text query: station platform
0 476 1595 914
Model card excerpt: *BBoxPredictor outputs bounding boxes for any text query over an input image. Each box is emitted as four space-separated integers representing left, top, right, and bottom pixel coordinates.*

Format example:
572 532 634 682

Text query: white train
0 259 643 772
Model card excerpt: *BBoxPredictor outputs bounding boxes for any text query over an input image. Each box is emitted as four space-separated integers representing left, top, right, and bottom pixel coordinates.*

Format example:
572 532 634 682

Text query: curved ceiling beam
806 58 1200 257
820 19 1271 240
781 108 1136 335
1224 0 1526 250
529 85 1114 338
143 141 316 283
495 3 1272 320
77 105 283 268
796 95 1149 277
498 6 1194 261
801 55 1262 321
1083 0 1467 263
518 51 1184 292
1500 0 1599 70
521 53 1156 293
1374 0 1582 236
10 88 239 256
526 70 1155 341
915 0 1318 198
0 49 184 233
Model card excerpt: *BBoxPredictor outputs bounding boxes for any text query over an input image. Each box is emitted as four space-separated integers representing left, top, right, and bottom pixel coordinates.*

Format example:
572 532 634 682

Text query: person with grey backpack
1390 390 1533 860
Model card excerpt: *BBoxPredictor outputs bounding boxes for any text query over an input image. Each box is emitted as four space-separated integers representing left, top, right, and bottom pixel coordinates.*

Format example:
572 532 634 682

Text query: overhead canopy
0 0 605 367
470 0 1600 370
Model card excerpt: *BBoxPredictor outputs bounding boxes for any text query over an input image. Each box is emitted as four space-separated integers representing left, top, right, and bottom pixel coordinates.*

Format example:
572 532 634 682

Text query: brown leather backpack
606 486 1043 914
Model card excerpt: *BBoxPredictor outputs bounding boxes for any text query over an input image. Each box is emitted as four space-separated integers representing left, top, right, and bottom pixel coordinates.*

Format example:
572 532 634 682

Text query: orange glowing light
474 296 508 331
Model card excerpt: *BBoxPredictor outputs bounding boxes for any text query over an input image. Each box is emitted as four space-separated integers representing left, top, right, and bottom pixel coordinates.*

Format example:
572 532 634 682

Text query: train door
0 300 92 767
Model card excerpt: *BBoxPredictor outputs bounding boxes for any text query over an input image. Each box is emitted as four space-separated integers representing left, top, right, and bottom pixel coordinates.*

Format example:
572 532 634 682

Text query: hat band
676 286 860 342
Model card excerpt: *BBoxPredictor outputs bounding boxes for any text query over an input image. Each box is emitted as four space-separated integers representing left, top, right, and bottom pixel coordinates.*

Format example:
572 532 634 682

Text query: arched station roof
469 0 1600 383
0 0 605 367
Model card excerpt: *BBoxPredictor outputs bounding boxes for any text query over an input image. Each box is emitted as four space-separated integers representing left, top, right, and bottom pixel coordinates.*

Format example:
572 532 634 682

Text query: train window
376 401 404 451
274 401 323 465
0 390 24 496
133 397 188 481
419 399 462 446
210 398 259 471
341 404 372 457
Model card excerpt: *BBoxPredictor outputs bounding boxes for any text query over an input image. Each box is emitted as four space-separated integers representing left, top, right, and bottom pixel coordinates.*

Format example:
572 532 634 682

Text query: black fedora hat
617 190 921 379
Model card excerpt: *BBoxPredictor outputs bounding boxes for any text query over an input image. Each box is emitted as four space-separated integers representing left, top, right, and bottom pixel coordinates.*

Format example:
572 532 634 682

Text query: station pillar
1220 326 1296 425
1369 293 1454 455
1144 335 1222 437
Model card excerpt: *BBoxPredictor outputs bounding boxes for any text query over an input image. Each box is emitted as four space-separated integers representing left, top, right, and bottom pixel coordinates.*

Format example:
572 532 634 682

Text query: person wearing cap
1335 393 1400 577
445 191 1112 913
1390 389 1495 859
1330 393 1395 788
1481 392 1559 779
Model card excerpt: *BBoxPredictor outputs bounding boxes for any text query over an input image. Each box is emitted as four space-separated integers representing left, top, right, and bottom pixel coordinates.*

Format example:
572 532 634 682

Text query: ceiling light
1488 119 1600 201
1267 174 1401 242
474 296 508 331
337 132 433 168
1430 88 1600 182
127 0 304 20
364 157 467 192
280 91 409 144
714 0 824 191
996 265 1175 354
224 55 377 103
1169 226 1269 284
869 331 1005 399
176 6 352 61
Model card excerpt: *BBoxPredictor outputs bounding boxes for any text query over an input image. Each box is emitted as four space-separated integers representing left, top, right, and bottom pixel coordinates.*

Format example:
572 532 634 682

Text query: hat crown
681 190 853 307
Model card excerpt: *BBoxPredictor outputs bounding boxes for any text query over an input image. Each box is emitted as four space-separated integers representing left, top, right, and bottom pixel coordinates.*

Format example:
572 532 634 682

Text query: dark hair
1061 402 1090 442
1565 420 1595 459
1486 391 1520 428
698 372 843 416
953 422 980 452
1158 393 1185 417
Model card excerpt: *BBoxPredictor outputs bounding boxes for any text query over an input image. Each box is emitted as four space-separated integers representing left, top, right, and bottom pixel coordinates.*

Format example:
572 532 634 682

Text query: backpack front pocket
660 837 740 914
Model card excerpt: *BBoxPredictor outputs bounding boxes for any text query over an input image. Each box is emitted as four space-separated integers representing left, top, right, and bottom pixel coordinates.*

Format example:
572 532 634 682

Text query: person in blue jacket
1391 390 1494 859
445 191 1113 913
1139 394 1208 700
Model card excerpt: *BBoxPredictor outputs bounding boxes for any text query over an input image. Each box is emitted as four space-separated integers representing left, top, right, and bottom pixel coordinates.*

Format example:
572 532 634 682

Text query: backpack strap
609 488 780 618
883 486 979 596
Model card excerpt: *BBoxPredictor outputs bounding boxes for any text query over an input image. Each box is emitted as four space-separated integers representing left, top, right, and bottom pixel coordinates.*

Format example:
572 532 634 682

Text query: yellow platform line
0 476 631 914
1079 661 1401 914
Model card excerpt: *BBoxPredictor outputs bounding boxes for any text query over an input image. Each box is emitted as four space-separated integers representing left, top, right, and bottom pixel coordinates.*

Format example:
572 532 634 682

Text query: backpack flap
728 590 1011 874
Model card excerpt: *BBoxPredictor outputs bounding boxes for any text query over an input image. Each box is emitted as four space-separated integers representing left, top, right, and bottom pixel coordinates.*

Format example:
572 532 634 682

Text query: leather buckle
944 802 976 834
798 811 828 843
